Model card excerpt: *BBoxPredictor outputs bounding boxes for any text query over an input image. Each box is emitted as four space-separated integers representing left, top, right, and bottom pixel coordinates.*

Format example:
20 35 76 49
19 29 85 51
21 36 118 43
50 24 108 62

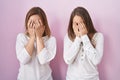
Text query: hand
73 25 81 37
35 20 45 38
34 20 45 53
27 20 36 39
25 20 36 56
78 23 88 37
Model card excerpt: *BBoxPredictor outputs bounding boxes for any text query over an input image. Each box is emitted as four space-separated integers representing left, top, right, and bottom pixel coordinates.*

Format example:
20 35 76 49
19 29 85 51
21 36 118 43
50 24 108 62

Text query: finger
34 20 39 28
79 23 84 32
39 20 43 26
82 23 87 32
29 20 33 28
37 20 41 27
27 20 30 27
32 21 35 28
33 28 35 34
81 23 88 34
79 23 83 29
38 20 41 25
29 21 32 28
33 23 36 29
28 20 31 28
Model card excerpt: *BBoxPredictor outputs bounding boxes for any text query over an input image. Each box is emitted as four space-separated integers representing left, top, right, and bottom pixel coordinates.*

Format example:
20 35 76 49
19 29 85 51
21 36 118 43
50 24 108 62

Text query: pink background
0 0 120 80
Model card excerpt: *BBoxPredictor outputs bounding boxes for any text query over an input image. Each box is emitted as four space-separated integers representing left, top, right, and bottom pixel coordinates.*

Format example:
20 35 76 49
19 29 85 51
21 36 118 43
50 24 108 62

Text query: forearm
36 37 45 54
25 37 35 56
37 37 56 64
64 37 81 64
81 34 104 65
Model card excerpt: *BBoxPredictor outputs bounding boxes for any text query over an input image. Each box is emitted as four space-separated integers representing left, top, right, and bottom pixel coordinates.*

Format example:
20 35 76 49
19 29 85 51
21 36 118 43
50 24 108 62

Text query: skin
72 15 96 48
25 15 45 56
72 15 88 37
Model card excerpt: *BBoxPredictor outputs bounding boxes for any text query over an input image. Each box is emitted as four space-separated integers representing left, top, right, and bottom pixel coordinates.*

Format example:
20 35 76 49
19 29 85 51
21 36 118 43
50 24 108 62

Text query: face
72 15 84 32
27 15 43 29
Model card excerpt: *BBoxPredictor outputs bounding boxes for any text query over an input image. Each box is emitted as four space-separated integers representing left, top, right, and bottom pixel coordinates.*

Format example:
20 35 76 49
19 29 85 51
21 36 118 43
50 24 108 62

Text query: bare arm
35 20 45 54
25 20 35 56
25 37 35 56
36 37 45 54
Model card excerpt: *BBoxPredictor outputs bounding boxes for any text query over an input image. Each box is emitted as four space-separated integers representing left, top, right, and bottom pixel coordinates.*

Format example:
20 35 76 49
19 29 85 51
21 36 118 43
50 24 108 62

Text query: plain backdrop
0 0 120 80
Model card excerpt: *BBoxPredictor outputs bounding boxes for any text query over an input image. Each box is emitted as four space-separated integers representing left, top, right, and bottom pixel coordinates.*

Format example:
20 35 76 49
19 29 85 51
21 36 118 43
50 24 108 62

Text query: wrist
30 36 35 41
36 36 42 40
36 33 42 38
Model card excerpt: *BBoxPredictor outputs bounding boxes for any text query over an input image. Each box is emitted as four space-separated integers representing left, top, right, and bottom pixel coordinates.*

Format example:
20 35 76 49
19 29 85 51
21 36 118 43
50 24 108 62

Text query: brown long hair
25 7 51 37
68 7 97 41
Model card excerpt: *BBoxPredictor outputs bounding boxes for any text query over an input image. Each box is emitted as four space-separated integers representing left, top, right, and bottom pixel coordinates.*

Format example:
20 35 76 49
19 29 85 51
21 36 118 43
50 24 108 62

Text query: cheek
72 26 76 32
27 29 30 33
72 25 75 30
73 25 78 29
27 27 31 32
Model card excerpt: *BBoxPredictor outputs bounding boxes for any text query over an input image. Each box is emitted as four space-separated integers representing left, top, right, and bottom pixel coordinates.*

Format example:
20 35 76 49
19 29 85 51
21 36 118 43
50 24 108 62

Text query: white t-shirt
16 33 56 80
64 33 104 80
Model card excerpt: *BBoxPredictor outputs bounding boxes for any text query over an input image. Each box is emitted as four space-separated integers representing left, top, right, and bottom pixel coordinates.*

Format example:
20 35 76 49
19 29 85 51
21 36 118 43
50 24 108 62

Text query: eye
73 22 78 26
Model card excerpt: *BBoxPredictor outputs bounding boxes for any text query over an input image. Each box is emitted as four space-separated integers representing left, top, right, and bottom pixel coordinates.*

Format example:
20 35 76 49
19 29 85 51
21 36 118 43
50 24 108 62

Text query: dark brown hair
25 7 51 37
68 7 97 41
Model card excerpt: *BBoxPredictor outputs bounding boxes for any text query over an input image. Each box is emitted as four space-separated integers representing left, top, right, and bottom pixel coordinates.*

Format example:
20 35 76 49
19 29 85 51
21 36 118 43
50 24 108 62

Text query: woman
64 7 104 80
16 7 56 80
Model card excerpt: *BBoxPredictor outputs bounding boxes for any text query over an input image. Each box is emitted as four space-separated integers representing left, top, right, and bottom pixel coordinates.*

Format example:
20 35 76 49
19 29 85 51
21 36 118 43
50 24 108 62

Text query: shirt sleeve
37 36 56 65
16 33 31 65
81 33 104 65
63 34 82 64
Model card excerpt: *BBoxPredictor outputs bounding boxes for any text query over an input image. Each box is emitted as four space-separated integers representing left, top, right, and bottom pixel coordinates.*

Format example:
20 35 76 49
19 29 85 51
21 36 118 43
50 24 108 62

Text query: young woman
16 7 56 80
64 7 104 80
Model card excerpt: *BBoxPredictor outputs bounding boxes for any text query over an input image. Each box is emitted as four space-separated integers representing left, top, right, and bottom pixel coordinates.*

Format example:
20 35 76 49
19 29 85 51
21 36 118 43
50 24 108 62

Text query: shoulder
93 32 104 41
95 32 103 38
49 36 56 41
16 33 27 40
44 35 56 42
64 33 69 40
17 33 26 37
64 33 73 43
